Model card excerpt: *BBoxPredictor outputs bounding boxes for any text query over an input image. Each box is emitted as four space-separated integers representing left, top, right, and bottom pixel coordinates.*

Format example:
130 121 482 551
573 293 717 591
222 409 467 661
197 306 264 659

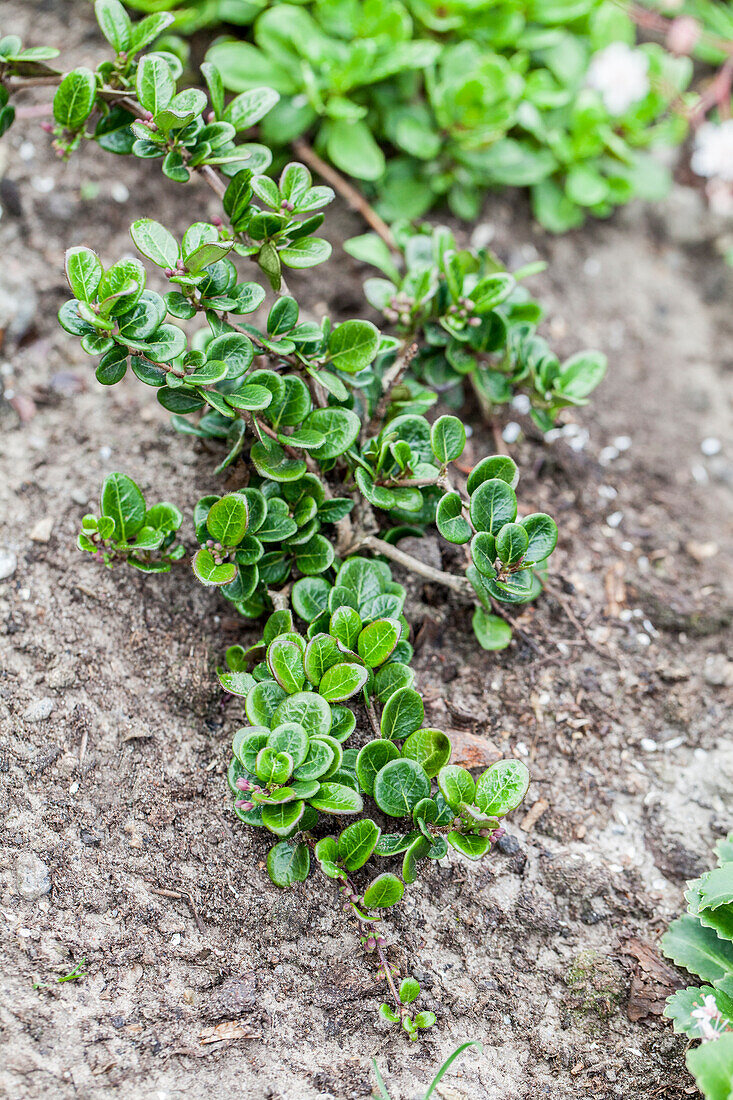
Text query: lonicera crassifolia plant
199 0 690 230
218 562 531 1034
3 0 552 1037
2 1 570 652
345 222 607 433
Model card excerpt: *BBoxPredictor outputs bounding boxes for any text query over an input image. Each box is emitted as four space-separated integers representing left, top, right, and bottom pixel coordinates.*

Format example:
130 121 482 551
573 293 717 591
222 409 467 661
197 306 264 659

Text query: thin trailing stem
365 341 418 441
292 138 397 251
351 534 475 599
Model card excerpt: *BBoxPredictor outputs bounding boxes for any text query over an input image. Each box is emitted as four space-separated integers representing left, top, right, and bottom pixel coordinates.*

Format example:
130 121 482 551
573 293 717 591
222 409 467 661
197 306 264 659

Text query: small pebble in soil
511 394 531 414
99 445 112 460
613 435 632 451
636 633 651 647
15 852 51 900
31 176 54 194
598 485 617 499
640 738 657 752
502 421 521 444
23 698 54 721
19 141 35 162
691 463 709 484
111 182 129 203
0 548 17 580
704 654 733 687
701 436 722 456
599 445 619 465
606 511 623 528
70 488 89 505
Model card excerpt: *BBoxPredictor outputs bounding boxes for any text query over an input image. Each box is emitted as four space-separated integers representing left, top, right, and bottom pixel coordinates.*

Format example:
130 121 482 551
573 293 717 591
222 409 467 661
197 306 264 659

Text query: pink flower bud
235 778 251 791
234 800 255 811
667 16 701 55
40 121 53 133
211 215 223 228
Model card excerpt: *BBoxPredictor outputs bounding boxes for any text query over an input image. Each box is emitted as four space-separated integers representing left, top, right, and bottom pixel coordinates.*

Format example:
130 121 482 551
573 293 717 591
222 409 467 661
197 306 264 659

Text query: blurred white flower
690 993 732 1042
692 120 733 183
586 43 650 115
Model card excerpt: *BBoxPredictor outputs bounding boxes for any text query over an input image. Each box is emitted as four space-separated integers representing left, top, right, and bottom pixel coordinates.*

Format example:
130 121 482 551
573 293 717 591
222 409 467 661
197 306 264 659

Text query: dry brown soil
1 4 732 1098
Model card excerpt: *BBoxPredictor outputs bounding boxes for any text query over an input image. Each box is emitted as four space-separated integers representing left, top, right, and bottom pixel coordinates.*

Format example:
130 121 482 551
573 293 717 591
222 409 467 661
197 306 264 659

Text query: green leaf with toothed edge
661 914 733 983
686 1032 733 1100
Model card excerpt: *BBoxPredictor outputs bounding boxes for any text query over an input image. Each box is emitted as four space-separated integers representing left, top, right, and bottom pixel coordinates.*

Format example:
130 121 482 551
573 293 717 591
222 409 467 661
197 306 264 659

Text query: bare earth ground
1 4 732 1098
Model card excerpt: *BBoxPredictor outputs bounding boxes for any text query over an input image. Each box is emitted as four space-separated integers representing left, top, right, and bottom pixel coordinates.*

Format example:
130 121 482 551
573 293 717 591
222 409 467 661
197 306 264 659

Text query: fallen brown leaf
520 798 549 833
199 1020 257 1044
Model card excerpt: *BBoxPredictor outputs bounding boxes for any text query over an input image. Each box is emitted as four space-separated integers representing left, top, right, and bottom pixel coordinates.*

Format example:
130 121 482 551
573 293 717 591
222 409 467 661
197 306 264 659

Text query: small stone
0 548 17 580
70 488 90 505
23 698 54 722
447 729 502 770
640 738 657 752
704 654 733 688
502 421 521 444
29 516 54 543
685 540 719 562
656 664 690 683
701 437 722 457
15 852 51 900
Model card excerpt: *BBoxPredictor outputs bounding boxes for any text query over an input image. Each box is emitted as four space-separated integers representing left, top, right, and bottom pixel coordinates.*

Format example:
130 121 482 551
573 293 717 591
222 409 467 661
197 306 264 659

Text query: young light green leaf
475 760 530 817
380 687 424 741
362 873 404 909
373 758 430 817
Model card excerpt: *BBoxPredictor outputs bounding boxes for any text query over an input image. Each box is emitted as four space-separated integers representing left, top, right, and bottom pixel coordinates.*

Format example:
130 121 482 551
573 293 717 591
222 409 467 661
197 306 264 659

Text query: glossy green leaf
266 840 310 886
362 873 404 909
380 687 424 741
401 728 451 778
472 608 512 651
430 415 466 465
357 618 401 668
470 478 517 535
374 758 430 817
308 782 363 815
436 492 471 544
437 765 475 811
475 760 530 817
356 739 400 796
319 662 369 703
338 819 381 871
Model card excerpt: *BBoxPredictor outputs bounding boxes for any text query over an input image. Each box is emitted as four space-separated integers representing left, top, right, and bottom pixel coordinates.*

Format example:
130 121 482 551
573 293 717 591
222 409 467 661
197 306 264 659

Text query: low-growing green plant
1 0 586 1037
346 221 606 431
197 0 690 230
661 832 733 1097
221 581 530 1031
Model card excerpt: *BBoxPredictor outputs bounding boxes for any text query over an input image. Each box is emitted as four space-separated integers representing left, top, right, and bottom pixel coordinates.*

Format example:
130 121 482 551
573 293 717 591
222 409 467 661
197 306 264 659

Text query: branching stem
292 138 397 251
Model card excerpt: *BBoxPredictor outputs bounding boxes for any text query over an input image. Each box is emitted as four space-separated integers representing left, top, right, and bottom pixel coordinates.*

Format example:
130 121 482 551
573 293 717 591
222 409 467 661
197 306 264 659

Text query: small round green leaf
338 819 381 871
374 758 431 818
437 765 475 811
319 662 369 703
380 687 424 741
472 608 512 651
520 513 558 563
356 740 401 796
475 760 530 817
401 728 451 779
362 873 404 910
357 618 401 668
436 492 472 545
495 522 529 566
430 415 466 465
266 840 310 886
469 478 517 535
307 782 363 815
